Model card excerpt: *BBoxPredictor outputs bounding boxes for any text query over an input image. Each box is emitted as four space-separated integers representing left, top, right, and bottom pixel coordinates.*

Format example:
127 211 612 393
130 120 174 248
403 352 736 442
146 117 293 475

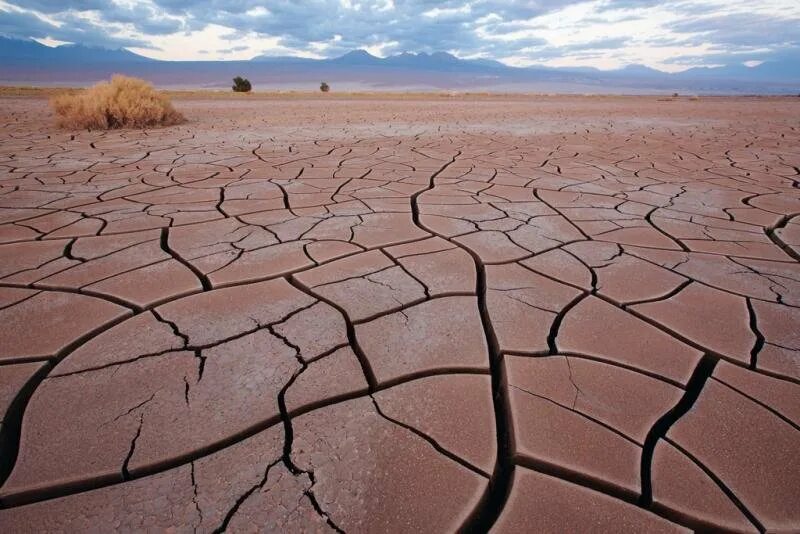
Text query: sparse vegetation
320 82 330 93
50 75 184 129
232 76 252 92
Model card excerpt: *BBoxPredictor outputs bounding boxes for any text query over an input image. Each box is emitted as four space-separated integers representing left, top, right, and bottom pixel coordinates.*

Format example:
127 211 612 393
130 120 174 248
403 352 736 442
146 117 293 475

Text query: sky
1 0 799 72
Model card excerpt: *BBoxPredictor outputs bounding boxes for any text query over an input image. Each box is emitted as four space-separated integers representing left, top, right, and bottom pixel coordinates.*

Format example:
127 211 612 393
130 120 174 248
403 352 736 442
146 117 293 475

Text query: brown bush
51 75 184 129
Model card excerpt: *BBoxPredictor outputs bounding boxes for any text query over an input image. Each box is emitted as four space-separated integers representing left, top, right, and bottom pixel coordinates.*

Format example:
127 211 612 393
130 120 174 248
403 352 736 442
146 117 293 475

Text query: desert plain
0 93 798 532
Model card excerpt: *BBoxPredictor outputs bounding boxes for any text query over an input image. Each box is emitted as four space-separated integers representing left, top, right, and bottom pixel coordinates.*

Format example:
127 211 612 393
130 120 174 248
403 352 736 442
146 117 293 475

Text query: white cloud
245 6 269 17
32 36 70 46
475 0 799 71
363 40 399 57
129 24 288 61
423 5 472 19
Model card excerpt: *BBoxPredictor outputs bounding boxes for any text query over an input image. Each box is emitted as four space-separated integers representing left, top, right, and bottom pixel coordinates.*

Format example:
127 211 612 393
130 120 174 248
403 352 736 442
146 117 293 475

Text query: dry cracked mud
0 94 798 533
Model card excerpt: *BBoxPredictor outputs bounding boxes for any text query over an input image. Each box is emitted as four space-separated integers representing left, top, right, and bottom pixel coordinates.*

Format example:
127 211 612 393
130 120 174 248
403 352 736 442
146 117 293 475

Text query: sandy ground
0 95 798 532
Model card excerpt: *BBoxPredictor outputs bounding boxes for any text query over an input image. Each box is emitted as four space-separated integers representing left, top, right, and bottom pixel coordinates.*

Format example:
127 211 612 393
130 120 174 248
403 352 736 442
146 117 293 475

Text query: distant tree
320 81 330 93
672 92 679 97
232 76 252 93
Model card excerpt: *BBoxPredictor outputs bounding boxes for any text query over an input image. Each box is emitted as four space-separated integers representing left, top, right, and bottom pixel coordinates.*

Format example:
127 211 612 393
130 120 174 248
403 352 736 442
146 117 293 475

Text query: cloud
0 0 798 69
670 12 800 48
0 4 151 48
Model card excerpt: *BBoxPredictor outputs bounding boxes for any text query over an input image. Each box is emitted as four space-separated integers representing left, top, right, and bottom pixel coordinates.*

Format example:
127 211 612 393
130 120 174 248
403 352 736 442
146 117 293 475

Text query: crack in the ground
370 394 489 478
1 110 798 532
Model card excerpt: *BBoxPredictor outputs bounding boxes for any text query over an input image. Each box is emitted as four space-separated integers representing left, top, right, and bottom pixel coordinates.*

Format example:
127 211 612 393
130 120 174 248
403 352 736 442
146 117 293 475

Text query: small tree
320 81 330 93
232 77 252 93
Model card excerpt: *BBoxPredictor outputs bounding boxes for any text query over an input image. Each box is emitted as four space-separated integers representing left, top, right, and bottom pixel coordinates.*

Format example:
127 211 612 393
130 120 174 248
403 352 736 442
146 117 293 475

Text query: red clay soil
0 95 798 532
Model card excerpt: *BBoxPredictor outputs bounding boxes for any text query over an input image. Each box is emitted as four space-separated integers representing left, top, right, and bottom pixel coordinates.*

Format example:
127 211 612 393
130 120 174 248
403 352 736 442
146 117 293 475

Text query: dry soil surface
0 95 798 533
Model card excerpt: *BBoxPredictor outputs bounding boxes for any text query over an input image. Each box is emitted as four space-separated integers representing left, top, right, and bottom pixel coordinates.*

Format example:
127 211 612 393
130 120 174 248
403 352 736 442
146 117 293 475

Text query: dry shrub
51 75 184 129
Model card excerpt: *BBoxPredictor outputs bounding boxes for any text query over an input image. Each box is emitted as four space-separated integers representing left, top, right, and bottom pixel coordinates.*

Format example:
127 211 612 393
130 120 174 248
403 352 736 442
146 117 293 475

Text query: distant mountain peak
330 49 382 64
619 63 661 73
339 49 378 59
0 36 151 62
430 51 458 60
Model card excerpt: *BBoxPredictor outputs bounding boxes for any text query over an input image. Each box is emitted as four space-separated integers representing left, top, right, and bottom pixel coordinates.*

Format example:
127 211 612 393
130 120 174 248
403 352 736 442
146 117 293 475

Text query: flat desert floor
0 95 798 532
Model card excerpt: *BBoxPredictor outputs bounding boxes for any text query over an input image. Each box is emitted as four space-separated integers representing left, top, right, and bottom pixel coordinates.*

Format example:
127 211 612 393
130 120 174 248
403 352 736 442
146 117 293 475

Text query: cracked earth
0 95 798 533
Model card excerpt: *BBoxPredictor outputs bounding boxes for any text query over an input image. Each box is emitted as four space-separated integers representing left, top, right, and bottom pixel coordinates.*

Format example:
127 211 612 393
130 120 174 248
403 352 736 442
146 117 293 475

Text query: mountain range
1 37 798 94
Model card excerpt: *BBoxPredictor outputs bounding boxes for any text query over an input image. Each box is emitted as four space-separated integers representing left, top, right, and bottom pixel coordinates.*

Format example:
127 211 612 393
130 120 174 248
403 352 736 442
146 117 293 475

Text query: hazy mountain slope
1 38 797 93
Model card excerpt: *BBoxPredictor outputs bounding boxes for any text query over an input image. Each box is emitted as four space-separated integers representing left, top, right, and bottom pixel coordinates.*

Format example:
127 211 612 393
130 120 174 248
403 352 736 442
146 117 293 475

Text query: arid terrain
0 94 798 532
